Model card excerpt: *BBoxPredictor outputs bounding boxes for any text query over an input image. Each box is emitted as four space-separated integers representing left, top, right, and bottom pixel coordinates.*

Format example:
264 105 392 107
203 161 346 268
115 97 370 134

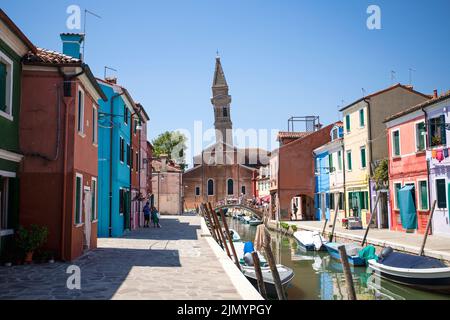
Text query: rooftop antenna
104 66 118 79
409 68 416 86
82 9 102 61
390 70 396 85
362 88 366 98
216 50 220 58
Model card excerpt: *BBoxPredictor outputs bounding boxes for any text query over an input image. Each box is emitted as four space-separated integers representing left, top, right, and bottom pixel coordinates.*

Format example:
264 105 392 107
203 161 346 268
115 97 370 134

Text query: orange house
385 107 430 234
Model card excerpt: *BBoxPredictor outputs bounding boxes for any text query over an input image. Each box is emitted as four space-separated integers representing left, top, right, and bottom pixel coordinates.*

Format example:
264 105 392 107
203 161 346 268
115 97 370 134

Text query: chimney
60 33 85 60
105 76 117 84
434 89 438 99
160 154 168 172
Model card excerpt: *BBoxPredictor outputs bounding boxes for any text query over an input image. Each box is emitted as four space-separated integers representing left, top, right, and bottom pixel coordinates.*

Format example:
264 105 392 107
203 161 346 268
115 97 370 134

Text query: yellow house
340 84 432 228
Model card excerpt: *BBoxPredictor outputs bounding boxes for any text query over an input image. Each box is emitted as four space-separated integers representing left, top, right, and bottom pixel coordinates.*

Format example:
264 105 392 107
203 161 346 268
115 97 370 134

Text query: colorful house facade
97 77 136 238
313 123 345 222
340 84 430 227
424 92 450 237
385 103 430 234
20 33 106 261
0 10 34 256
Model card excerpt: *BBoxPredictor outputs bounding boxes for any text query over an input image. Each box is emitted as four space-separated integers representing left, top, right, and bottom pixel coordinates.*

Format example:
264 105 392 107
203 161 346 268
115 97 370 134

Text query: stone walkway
288 220 450 263
0 215 246 300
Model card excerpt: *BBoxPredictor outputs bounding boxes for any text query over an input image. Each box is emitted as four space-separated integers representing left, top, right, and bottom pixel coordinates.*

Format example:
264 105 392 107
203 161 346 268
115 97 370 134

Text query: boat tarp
359 245 378 263
380 252 447 269
398 185 418 230
244 242 254 255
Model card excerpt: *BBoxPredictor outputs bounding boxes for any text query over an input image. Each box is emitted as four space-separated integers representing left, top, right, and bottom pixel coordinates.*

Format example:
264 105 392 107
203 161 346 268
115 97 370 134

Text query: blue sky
3 0 450 165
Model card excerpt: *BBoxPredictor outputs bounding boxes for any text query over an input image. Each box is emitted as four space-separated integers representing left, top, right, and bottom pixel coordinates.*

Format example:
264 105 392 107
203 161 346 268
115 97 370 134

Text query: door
83 187 92 250
379 192 389 228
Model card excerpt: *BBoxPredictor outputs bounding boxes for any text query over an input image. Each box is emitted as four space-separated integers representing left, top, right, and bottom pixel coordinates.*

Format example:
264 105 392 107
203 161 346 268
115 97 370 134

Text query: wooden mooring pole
252 252 268 300
219 209 241 270
420 200 437 257
329 196 341 243
263 228 287 300
208 203 230 258
201 203 219 244
338 245 357 300
361 193 381 247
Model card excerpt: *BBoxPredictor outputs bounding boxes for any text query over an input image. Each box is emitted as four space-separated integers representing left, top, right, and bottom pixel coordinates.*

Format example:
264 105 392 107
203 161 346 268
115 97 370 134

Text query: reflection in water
226 216 450 300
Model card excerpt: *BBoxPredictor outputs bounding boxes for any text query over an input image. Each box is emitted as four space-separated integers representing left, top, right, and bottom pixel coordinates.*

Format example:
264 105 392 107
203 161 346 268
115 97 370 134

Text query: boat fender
244 252 255 266
379 247 394 260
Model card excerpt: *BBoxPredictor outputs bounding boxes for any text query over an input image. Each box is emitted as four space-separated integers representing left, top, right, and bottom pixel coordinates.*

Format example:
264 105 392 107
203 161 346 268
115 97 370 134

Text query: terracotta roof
277 131 312 141
385 90 450 123
23 48 80 65
152 159 182 173
0 9 36 53
339 83 432 112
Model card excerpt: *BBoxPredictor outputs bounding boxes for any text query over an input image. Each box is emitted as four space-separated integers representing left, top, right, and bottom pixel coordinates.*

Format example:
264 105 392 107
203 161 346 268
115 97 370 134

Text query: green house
0 10 36 256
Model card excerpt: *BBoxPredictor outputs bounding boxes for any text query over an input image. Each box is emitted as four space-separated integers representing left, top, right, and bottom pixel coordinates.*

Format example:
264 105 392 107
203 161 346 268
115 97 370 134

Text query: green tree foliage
152 131 188 170
372 158 389 190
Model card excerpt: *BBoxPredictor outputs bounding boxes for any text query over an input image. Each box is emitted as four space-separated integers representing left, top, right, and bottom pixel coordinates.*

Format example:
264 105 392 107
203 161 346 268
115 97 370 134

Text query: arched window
227 179 234 195
207 179 214 196
241 186 246 195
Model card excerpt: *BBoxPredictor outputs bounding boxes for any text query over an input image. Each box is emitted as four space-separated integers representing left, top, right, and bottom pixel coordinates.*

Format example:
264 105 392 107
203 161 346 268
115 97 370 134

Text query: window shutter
440 115 447 146
75 177 81 224
0 63 6 112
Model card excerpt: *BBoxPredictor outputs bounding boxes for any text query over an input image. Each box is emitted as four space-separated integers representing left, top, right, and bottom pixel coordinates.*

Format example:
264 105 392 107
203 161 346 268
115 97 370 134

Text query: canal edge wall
200 217 264 300
266 220 450 265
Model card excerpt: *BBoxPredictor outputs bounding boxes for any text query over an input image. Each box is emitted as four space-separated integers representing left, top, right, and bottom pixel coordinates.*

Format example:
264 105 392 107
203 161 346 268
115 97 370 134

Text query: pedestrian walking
151 206 161 228
143 202 151 228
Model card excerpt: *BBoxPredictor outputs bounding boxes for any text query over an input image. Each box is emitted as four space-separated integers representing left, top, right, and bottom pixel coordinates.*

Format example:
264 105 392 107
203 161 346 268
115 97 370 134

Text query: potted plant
15 225 49 264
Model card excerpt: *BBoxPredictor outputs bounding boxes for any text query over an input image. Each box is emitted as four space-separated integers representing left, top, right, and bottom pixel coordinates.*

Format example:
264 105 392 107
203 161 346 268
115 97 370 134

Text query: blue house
314 149 330 221
97 78 136 237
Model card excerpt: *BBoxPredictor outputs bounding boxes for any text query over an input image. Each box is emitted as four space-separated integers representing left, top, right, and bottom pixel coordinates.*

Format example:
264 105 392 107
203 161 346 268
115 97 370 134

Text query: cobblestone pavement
0 215 242 300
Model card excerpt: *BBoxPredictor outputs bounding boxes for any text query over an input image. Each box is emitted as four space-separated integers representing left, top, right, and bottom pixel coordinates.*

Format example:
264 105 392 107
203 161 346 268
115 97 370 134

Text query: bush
280 222 290 230
291 225 298 232
16 225 48 254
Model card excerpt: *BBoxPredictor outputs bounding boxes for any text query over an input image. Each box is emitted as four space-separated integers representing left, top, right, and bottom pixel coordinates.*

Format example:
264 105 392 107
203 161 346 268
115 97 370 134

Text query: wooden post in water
219 209 241 270
202 203 220 245
329 196 341 243
338 245 357 300
252 252 268 300
361 193 381 247
321 218 328 237
263 227 287 300
208 203 230 257
420 200 437 257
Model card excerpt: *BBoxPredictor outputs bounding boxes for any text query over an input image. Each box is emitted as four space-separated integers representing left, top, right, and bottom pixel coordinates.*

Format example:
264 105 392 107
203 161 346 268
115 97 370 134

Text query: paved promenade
0 215 259 300
290 220 450 263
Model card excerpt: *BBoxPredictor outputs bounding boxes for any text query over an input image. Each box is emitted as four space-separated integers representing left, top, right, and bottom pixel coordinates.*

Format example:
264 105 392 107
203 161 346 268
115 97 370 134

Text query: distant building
20 32 106 261
183 56 269 210
152 156 183 215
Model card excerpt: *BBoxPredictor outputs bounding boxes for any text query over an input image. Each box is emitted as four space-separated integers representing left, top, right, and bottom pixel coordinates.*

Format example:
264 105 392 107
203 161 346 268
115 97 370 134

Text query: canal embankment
266 220 450 264
200 217 263 300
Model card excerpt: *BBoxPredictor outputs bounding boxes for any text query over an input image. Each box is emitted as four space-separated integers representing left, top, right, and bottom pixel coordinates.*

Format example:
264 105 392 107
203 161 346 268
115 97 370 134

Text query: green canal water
226 217 450 300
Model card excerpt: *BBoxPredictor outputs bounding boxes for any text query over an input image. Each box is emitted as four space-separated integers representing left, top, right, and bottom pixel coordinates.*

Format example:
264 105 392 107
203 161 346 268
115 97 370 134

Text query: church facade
183 56 269 209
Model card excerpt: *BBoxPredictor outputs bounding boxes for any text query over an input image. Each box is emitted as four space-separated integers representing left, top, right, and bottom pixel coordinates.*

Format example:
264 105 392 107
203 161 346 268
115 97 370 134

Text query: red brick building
19 34 106 261
271 123 338 221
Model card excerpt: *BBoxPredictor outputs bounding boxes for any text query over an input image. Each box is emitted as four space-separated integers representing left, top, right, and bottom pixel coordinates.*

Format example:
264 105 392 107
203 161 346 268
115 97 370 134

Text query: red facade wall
20 69 98 261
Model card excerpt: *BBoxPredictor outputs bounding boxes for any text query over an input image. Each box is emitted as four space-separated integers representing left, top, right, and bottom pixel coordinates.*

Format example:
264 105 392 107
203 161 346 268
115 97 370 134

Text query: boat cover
379 252 447 269
244 242 255 255
358 245 378 263
398 185 418 230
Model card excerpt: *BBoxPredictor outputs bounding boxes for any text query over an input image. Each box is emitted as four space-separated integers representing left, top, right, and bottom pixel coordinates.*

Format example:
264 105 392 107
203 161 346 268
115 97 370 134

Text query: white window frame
92 104 98 146
75 173 83 225
337 150 342 171
393 181 403 210
435 178 448 210
391 128 401 157
77 87 85 136
417 179 429 211
0 52 14 121
414 120 426 153
91 177 97 222
360 146 367 169
346 150 352 172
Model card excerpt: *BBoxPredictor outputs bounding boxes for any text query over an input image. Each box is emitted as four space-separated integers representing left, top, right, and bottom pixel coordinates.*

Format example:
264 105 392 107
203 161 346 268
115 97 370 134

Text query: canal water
226 216 450 300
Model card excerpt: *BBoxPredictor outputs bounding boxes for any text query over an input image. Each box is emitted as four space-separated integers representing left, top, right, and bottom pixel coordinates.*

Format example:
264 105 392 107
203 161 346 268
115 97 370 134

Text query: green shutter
359 109 365 127
361 148 366 168
338 151 342 170
394 131 400 156
346 115 351 132
437 179 447 209
417 123 426 151
329 154 333 172
0 63 6 112
75 177 81 224
347 152 352 170
440 115 447 146
419 181 428 210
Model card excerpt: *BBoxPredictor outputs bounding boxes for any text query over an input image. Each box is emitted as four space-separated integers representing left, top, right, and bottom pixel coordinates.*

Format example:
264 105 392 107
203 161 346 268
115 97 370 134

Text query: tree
152 131 188 171
372 158 389 190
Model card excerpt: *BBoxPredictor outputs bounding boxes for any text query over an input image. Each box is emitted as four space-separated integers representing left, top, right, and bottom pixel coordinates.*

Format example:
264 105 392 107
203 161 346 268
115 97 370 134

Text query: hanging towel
432 149 438 159
254 224 266 252
426 150 432 161
437 149 444 162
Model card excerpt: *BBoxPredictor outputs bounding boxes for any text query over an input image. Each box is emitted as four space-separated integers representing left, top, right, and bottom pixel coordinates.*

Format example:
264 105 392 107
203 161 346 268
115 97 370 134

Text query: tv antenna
82 9 102 60
104 66 118 79
409 68 416 86
390 70 396 84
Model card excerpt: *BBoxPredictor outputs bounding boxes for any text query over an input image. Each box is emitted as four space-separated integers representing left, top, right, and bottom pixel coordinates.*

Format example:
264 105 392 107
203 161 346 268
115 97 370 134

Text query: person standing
143 202 151 228
151 206 161 228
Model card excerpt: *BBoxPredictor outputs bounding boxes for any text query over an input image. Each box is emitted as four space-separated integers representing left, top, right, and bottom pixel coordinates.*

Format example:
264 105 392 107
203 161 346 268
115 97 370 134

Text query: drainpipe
59 67 85 261
422 107 433 235
364 97 374 226
342 143 347 218
109 92 125 237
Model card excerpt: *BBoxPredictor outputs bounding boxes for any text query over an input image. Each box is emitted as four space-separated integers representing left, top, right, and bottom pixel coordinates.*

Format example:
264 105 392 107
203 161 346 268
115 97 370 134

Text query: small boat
233 242 267 265
241 264 295 298
249 218 262 226
368 248 450 294
293 231 327 251
324 242 366 266
227 229 241 242
242 216 252 224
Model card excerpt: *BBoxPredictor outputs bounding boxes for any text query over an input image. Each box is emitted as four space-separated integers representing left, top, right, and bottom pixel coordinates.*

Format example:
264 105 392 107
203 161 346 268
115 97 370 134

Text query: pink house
385 107 430 234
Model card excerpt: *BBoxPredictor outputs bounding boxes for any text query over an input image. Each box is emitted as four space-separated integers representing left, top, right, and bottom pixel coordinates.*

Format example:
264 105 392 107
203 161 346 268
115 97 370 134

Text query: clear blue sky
3 0 450 163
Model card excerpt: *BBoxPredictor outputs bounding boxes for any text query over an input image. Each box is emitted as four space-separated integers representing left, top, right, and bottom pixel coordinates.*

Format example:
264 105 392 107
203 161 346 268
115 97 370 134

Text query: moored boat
293 231 327 251
368 248 450 294
241 264 295 298
242 216 252 224
249 218 262 226
324 242 366 266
